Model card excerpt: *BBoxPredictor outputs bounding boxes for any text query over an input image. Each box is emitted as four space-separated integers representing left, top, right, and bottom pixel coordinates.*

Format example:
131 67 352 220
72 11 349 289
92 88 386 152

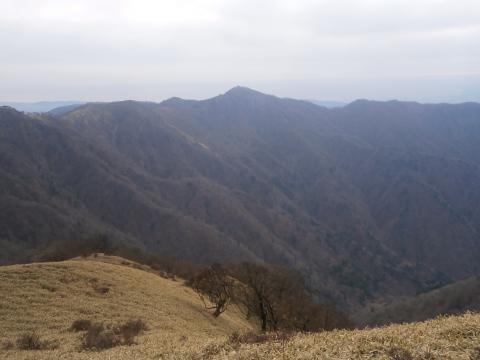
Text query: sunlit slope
198 312 480 360
0 255 253 359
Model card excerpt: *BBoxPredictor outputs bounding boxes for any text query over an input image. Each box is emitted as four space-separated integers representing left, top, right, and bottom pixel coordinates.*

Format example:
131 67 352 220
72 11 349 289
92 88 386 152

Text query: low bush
1 341 14 350
40 283 57 292
80 319 147 351
69 319 92 332
16 333 58 350
114 319 148 345
82 324 119 350
93 285 110 295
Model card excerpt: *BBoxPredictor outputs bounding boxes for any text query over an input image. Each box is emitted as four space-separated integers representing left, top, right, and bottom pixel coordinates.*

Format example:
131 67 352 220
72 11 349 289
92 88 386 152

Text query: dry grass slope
0 255 252 359
1 255 480 359
195 312 480 360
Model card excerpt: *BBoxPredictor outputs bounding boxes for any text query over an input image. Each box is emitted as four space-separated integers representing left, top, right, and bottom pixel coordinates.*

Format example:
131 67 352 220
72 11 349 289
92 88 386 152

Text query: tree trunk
259 301 267 332
213 299 226 317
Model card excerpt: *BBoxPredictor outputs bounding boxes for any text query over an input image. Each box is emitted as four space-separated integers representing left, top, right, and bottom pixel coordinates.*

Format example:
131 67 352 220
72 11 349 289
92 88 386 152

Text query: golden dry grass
1 255 480 359
0 254 253 359
195 312 480 360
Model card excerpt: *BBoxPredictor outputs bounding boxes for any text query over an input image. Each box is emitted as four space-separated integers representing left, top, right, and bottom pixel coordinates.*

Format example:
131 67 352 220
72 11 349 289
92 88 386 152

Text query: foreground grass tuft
80 319 148 350
387 347 414 360
228 330 293 347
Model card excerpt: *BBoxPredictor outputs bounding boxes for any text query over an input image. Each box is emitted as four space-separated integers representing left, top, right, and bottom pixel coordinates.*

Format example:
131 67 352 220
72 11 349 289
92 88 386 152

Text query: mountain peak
223 86 268 98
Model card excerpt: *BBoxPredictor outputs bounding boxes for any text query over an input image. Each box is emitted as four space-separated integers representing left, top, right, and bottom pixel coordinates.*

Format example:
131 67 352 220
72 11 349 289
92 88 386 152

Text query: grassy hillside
1 256 480 359
0 255 253 359
192 312 480 360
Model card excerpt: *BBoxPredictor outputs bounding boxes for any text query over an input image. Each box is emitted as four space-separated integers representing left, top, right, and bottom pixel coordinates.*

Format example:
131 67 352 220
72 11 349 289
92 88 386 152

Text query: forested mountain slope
1 88 479 311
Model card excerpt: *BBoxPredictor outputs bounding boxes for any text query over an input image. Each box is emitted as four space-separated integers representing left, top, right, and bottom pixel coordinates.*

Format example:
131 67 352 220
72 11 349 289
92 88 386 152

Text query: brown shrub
1 341 14 350
69 319 92 332
81 324 120 350
93 285 110 295
16 333 58 350
114 319 148 345
40 283 57 292
81 320 147 351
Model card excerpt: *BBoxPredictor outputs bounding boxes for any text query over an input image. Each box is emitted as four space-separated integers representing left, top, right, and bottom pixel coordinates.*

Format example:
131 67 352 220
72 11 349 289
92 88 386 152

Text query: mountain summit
223 86 269 98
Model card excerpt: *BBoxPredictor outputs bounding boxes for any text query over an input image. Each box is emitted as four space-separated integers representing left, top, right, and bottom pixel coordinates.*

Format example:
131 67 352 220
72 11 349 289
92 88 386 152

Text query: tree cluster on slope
190 262 353 332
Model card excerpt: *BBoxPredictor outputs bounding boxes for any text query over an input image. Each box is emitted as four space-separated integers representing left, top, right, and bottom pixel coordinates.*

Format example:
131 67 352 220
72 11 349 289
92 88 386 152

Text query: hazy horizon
1 85 480 107
1 0 479 103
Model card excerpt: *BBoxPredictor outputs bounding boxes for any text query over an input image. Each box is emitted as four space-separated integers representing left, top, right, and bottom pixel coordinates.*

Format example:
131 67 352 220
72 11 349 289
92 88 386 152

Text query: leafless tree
231 262 353 332
231 263 300 331
189 263 234 317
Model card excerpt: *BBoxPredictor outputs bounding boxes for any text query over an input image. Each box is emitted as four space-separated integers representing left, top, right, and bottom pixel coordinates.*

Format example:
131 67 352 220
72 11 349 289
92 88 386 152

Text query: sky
0 0 479 102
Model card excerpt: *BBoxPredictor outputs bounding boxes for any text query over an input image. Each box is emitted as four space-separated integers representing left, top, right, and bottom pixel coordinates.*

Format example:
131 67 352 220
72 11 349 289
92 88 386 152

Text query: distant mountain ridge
1 87 480 315
0 101 84 113
355 275 480 326
307 99 347 108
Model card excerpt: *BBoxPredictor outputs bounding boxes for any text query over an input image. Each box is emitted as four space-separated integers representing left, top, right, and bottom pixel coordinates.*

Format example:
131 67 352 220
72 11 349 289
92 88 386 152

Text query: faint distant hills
0 101 84 113
1 99 347 112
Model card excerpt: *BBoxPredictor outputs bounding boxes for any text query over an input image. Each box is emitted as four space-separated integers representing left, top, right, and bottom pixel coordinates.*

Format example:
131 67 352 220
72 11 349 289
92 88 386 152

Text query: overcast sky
0 0 479 102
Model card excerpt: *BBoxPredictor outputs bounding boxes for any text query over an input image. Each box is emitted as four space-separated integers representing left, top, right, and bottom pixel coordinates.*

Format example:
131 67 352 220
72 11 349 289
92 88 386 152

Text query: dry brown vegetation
189 262 352 331
79 319 147 350
189 312 480 360
1 255 480 359
15 333 58 351
0 254 252 359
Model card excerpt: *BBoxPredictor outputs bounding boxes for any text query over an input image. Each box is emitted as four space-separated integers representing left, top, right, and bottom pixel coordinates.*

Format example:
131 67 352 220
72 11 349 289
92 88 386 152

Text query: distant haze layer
0 0 479 102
